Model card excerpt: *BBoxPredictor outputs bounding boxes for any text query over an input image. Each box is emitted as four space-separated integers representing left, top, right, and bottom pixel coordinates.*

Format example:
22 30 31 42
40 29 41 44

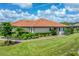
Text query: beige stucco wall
12 27 64 35
34 28 50 33
23 28 31 32
23 27 65 34
23 27 50 33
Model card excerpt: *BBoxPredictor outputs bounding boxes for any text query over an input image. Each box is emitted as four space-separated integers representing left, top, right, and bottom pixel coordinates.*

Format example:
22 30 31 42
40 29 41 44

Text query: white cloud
12 3 32 8
65 3 79 8
0 5 68 22
0 9 39 22
64 3 79 12
37 10 45 17
65 6 74 11
36 5 67 22
45 9 51 14
0 4 79 22
36 4 79 23
55 8 66 17
51 5 58 11
29 14 39 20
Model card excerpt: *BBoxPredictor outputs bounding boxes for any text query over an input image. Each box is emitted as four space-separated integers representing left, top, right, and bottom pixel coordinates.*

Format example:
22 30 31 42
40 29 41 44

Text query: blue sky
0 3 63 14
0 3 79 22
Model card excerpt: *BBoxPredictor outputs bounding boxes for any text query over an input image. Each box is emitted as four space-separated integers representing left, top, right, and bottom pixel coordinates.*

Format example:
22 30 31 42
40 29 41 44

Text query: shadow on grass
0 40 21 46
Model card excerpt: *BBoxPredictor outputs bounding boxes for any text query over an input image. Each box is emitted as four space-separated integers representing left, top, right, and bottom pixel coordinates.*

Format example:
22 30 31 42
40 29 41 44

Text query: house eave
12 25 66 28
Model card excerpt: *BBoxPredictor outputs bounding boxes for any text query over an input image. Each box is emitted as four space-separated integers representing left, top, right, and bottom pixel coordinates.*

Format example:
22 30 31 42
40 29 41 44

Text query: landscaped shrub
31 33 39 38
50 29 57 35
19 33 28 40
11 31 56 40
11 33 18 38
19 32 53 40
19 33 36 40
64 28 74 35
70 28 74 34
34 33 51 38
76 28 79 32
27 33 34 39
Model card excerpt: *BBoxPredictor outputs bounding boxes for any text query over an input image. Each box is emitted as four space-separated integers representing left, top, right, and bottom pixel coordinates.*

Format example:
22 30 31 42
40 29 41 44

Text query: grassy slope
0 33 79 56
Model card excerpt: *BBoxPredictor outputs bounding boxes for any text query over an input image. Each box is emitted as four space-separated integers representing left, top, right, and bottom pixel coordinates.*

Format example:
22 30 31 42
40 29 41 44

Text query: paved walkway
0 35 65 42
0 36 26 42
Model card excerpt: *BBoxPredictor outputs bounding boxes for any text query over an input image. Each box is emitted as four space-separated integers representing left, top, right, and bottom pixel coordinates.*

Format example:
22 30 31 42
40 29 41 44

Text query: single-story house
11 18 66 35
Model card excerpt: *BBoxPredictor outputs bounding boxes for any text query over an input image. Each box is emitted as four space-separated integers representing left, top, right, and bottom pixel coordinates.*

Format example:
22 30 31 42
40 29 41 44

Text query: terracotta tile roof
11 18 66 27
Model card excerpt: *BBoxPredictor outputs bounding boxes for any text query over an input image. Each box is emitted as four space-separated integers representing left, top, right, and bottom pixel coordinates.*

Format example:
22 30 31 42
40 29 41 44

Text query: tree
0 22 12 37
61 22 75 25
0 22 13 45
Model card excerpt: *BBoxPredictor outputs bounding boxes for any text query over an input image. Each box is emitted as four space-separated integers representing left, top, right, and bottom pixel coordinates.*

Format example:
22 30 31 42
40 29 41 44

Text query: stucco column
29 27 34 33
57 28 60 35
31 27 34 33
59 27 64 35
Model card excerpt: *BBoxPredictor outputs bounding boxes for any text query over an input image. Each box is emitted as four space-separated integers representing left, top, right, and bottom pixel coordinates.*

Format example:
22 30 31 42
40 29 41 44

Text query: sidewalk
0 35 65 42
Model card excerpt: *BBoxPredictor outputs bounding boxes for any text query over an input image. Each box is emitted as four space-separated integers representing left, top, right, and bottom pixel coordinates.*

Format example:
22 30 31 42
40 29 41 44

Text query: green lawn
0 33 79 56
